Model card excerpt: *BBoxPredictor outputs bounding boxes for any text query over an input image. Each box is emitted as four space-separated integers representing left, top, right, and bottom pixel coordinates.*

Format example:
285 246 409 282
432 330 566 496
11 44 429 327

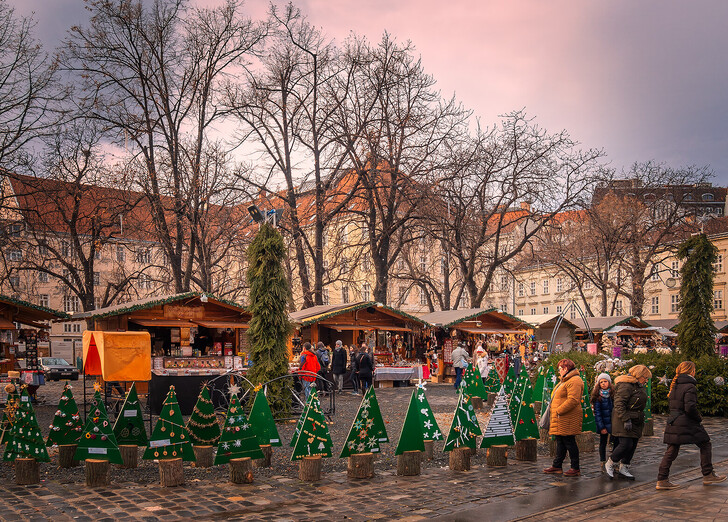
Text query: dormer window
702 193 715 201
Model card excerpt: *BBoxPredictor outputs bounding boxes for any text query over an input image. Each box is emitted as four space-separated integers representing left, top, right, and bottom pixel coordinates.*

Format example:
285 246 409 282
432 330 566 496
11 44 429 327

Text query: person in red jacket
298 342 320 401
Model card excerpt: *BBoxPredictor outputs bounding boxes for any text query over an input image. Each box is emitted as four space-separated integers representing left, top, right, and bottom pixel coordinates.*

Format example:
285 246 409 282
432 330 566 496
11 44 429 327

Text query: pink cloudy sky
12 0 728 183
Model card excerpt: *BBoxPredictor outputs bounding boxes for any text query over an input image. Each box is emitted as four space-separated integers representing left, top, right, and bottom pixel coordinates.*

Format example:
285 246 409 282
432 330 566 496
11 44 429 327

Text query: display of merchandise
0 384 20 445
46 382 83 446
113 383 149 446
185 384 221 446
73 385 123 464
142 385 195 461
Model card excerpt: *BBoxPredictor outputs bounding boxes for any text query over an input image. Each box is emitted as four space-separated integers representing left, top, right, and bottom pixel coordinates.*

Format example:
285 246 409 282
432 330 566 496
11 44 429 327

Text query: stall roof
646 318 680 331
420 307 532 329
716 320 728 333
518 314 578 329
290 301 427 328
570 315 651 332
0 294 68 327
605 325 677 337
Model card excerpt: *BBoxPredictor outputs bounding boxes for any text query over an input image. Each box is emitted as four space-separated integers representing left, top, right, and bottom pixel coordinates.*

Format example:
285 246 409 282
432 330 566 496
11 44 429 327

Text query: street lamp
247 205 264 223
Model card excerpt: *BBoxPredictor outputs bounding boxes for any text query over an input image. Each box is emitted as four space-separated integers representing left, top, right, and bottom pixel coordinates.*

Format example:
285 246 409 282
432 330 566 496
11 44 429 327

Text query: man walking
451 342 469 392
332 340 348 393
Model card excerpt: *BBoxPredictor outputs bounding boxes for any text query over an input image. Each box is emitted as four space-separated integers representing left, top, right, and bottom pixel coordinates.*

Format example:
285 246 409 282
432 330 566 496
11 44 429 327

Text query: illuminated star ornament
93 381 103 392
658 374 671 387
416 379 427 391
254 383 263 393
228 384 241 397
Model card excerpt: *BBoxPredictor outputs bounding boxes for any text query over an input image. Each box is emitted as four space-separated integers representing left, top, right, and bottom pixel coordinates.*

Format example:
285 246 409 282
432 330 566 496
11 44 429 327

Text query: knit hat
596 372 612 385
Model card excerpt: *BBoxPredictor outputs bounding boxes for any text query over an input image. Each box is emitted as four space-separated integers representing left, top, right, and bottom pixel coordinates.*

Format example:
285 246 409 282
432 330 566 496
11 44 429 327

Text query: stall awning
193 320 249 329
319 324 371 331
0 317 17 329
457 327 526 334
373 326 412 332
83 330 151 381
130 319 195 327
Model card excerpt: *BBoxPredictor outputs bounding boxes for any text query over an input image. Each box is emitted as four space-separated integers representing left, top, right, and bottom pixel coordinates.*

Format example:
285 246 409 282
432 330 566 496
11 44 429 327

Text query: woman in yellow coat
543 359 584 477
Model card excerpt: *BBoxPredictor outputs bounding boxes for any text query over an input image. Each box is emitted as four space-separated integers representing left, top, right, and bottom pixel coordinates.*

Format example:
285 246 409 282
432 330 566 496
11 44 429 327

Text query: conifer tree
532 366 546 403
395 389 426 455
443 392 480 451
644 378 653 421
185 384 221 446
46 382 83 446
482 370 501 394
291 388 333 460
340 386 389 457
248 388 282 447
512 379 540 441
113 383 149 446
73 386 123 464
0 383 20 445
246 223 293 416
143 385 195 462
480 387 516 448
463 364 488 400
580 375 597 433
3 388 50 462
214 392 264 464
415 384 443 442
676 233 718 359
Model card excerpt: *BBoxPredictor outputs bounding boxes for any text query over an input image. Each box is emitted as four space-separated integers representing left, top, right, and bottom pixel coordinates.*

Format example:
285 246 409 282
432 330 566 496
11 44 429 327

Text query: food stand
71 293 251 414
290 301 429 387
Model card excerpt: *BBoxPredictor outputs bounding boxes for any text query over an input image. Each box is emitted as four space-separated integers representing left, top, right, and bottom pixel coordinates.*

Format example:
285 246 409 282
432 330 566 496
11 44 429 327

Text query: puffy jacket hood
615 374 638 385
560 368 581 382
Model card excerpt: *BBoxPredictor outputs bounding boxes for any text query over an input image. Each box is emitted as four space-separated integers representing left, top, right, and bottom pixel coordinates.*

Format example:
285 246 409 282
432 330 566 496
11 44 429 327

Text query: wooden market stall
570 315 651 355
518 314 578 353
71 293 251 414
290 301 429 387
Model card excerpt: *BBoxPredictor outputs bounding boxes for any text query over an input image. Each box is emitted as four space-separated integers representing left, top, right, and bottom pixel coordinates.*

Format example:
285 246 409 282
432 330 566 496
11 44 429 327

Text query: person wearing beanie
605 364 651 480
591 373 615 471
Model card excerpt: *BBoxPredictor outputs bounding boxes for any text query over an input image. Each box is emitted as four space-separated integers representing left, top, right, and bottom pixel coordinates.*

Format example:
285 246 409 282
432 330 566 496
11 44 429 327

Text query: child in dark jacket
591 372 615 470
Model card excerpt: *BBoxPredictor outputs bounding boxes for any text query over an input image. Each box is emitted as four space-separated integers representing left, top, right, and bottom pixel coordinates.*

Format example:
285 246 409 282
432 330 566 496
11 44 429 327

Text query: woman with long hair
543 358 584 477
656 361 726 490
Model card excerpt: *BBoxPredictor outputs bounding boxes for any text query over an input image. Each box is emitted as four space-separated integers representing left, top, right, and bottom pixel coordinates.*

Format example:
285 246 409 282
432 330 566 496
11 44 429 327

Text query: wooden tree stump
470 438 479 456
487 393 497 407
397 450 421 476
347 452 374 479
118 445 138 469
423 440 434 461
576 432 595 453
539 428 550 442
515 438 538 461
643 419 654 436
58 444 79 468
533 401 542 415
548 438 557 457
471 396 484 410
230 457 254 484
192 445 214 468
15 458 39 485
85 459 110 487
449 447 471 471
158 458 184 487
255 445 272 468
486 445 508 467
298 455 322 482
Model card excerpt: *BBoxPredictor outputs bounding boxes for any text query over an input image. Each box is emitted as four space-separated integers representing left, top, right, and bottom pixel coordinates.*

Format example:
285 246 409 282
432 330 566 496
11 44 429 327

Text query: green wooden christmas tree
415 384 443 442
503 365 518 396
443 392 481 451
644 378 653 421
185 384 221 446
248 388 282 447
482 369 501 394
395 389 426 455
532 366 546 403
46 382 83 446
509 370 529 426
340 386 389 457
143 385 195 462
112 383 149 446
542 366 557 406
290 386 316 448
480 386 516 448
291 388 333 460
0 383 20 445
73 386 123 464
580 375 597 433
3 388 50 462
214 391 264 464
512 379 540 441
463 363 488 400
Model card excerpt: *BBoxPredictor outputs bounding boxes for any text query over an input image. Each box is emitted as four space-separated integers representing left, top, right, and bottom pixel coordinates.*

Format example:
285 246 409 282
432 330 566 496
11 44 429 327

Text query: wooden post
118 445 138 469
548 438 557 457
192 445 214 468
486 445 508 467
471 396 484 410
255 445 272 468
576 432 595 453
85 459 110 487
643 419 654 436
487 393 497 407
58 444 79 468
533 401 542 415
470 437 479 456
298 455 322 482
230 457 254 484
158 458 184 487
15 458 40 485
397 450 421 476
448 447 471 471
347 452 374 479
423 440 434 461
515 438 538 461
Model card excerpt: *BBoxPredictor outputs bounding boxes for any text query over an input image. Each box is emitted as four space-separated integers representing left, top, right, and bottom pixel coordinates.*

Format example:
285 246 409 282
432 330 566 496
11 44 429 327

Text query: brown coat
549 369 584 436
611 374 647 438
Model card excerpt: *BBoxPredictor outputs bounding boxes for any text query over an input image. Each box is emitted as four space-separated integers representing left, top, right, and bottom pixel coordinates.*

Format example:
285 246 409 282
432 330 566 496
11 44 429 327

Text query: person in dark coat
349 346 359 395
591 372 615 471
656 361 727 489
331 340 348 393
356 344 374 395
605 364 651 480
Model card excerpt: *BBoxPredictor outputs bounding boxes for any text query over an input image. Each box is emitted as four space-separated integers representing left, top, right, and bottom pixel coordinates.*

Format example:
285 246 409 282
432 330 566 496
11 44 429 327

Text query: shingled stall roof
290 301 428 330
420 307 532 333
0 294 68 328
518 314 578 330
570 315 651 333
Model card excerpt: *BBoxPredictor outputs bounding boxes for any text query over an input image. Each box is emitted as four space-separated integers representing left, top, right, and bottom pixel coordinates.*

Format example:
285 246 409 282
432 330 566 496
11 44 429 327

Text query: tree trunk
158 458 184 487
643 419 654 436
487 393 497 407
192 445 214 468
397 450 421 476
515 438 538 461
230 457 254 484
118 445 138 469
298 455 322 482
576 432 595 453
471 396 483 410
85 459 110 487
58 444 79 468
533 401 542 415
448 447 471 471
15 458 40 485
486 445 508 467
255 445 272 468
423 440 434 461
347 452 374 479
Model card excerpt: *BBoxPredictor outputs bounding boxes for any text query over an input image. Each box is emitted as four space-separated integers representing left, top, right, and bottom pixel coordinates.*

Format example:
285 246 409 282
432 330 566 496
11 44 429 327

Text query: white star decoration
433 430 442 440
233 440 241 447
423 420 433 429
418 393 425 402
228 384 241 397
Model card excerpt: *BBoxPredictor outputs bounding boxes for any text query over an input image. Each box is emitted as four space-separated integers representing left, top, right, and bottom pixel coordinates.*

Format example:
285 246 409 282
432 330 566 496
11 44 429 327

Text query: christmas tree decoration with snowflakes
248 388 282 447
291 388 333 460
463 363 488 401
143 385 195 462
3 387 50 462
394 388 426 455
415 383 443 442
532 366 546 403
443 392 481 451
73 385 123 464
214 391 264 465
113 383 149 446
290 385 317 448
481 387 516 448
580 374 597 433
46 382 83 446
339 386 389 458
185 384 221 446
512 378 540 441
0 382 20 445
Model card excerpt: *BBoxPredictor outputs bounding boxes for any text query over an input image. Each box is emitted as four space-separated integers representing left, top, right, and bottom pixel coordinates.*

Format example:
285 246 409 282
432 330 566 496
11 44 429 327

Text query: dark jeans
658 441 713 480
553 435 580 470
350 370 359 393
454 367 464 389
610 436 638 465
599 432 617 462
359 373 372 393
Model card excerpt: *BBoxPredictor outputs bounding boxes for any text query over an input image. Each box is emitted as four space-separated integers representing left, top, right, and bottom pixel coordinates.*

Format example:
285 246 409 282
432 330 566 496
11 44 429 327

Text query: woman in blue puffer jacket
591 372 615 471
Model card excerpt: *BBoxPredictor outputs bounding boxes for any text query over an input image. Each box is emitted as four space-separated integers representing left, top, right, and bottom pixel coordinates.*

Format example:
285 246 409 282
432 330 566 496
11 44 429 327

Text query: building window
341 256 349 273
671 294 680 313
419 256 426 272
670 261 679 278
530 281 536 295
570 309 576 320
500 275 508 290
419 288 427 306
8 223 22 237
63 295 80 313
556 305 562 314
62 241 71 257
9 275 20 288
136 248 151 264
362 283 371 301
397 258 405 271
322 288 330 305
38 271 48 283
139 274 152 290
399 286 408 304
714 290 723 310
93 272 100 286
615 300 623 314
556 278 563 293
518 282 524 297
530 308 536 315
341 286 350 304
518 309 524 316
543 279 549 294
543 306 549 314
116 245 125 262
94 296 103 309
63 323 82 334
440 258 446 275
8 250 22 262
651 296 659 314
38 294 49 308
459 293 468 309
362 256 371 272
651 265 661 281
38 243 48 257
714 254 723 273
584 279 592 290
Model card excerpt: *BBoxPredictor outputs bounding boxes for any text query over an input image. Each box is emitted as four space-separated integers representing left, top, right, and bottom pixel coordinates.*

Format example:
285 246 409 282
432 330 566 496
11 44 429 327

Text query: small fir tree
339 386 389 457
0 383 20 445
443 392 481 451
415 384 443 442
143 385 195 461
463 364 488 400
185 384 221 446
291 388 333 460
512 379 540 441
113 383 149 446
246 223 294 416
395 389 426 455
580 375 597 433
214 392 264 464
644 378 653 421
676 233 718 359
532 366 546 403
46 382 83 446
480 386 516 448
3 388 50 462
542 367 557 406
503 366 518 396
289 386 317 448
248 388 282 447
73 386 123 464
482 370 501 394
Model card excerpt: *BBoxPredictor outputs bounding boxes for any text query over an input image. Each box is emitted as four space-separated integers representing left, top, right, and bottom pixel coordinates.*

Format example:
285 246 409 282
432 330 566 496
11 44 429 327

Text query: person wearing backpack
298 342 320 401
315 342 331 393
331 340 348 393
357 344 374 394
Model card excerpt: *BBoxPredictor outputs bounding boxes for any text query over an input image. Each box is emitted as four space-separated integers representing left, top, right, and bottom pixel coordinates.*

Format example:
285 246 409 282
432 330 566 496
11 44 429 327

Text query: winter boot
656 480 680 490
618 464 635 480
703 472 727 485
600 461 606 473
605 458 615 479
